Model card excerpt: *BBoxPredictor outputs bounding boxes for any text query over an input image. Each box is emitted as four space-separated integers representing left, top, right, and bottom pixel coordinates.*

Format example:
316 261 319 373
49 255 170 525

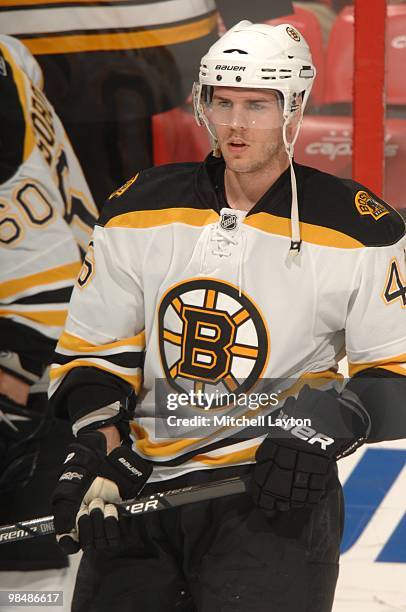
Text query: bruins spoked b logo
158 278 269 405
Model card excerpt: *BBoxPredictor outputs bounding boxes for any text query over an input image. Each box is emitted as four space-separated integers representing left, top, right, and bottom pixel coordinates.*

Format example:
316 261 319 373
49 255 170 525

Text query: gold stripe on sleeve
22 14 217 55
0 308 67 326
0 261 80 300
49 360 143 392
58 329 145 352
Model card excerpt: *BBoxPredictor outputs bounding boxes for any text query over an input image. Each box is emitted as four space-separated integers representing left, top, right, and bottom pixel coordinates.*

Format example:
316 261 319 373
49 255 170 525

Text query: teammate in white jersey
0 35 97 572
49 22 405 612
1 0 294 203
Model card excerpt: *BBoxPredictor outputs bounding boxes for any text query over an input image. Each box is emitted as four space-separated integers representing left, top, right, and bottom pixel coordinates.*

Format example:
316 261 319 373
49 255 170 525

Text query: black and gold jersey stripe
0 262 81 302
99 155 406 249
50 329 145 411
13 12 218 56
349 354 406 377
49 330 145 422
2 1 218 54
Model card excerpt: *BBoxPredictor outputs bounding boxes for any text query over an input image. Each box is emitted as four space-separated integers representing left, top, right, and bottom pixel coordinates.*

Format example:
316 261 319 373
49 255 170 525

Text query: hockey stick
0 474 250 545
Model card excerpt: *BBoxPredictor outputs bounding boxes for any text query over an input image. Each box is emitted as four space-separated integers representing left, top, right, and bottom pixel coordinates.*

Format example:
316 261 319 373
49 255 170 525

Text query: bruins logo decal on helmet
286 26 301 42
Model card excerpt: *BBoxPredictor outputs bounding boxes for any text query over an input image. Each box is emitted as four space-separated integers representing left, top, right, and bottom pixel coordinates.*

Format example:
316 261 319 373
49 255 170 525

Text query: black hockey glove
251 385 371 515
52 430 152 554
0 394 50 491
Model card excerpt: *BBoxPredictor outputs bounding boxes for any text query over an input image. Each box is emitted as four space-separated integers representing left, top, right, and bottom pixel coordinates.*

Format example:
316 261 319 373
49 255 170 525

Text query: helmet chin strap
201 112 221 158
283 113 303 258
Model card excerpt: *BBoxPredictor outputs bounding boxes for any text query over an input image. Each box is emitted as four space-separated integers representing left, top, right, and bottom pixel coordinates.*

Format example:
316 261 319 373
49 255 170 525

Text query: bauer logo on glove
52 430 152 554
59 471 84 482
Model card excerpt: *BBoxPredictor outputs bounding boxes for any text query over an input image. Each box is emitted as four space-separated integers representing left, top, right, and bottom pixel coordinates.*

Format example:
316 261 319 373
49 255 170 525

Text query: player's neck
224 158 289 212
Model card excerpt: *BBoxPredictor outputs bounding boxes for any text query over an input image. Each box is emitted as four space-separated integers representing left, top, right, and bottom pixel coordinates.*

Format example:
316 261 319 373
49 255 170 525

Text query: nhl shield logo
220 213 238 231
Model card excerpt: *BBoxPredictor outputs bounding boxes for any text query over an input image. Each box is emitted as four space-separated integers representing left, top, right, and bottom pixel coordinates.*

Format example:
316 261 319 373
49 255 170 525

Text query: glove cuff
104 445 152 498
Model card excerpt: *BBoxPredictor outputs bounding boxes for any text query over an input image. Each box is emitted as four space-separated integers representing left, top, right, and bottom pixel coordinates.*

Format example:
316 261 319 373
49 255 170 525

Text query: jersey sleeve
48 222 145 422
345 233 406 374
0 39 27 184
0 185 83 384
1 34 99 387
345 231 406 441
1 35 44 90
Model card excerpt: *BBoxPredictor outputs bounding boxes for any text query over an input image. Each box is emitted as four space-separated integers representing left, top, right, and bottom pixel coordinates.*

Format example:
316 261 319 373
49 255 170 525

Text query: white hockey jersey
49 156 406 482
0 36 97 383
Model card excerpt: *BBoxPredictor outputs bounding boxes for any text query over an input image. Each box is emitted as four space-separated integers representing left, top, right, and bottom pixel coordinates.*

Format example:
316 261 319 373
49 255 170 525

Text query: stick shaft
0 475 249 545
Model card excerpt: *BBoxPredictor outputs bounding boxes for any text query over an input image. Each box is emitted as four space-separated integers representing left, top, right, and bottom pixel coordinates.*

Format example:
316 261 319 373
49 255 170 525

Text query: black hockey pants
72 464 344 612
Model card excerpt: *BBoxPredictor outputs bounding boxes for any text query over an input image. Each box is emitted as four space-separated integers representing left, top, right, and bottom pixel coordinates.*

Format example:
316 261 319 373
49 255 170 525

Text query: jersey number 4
383 257 406 307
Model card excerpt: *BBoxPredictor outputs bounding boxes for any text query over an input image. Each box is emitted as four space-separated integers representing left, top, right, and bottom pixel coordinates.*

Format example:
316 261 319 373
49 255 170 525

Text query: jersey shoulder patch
298 165 405 247
108 173 140 200
341 178 405 246
98 162 203 227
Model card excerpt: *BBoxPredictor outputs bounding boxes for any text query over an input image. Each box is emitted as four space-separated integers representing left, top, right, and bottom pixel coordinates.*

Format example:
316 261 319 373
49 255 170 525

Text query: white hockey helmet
193 20 316 131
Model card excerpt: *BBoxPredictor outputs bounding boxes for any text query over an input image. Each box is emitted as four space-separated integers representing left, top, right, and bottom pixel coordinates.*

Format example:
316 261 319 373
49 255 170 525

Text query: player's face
211 87 287 174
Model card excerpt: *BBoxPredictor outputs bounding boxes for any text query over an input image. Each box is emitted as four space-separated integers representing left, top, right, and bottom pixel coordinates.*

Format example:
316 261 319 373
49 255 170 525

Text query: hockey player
49 21 405 612
0 35 97 579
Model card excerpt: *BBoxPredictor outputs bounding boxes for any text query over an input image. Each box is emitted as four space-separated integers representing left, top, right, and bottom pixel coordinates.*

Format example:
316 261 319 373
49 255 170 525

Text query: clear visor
195 84 285 130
